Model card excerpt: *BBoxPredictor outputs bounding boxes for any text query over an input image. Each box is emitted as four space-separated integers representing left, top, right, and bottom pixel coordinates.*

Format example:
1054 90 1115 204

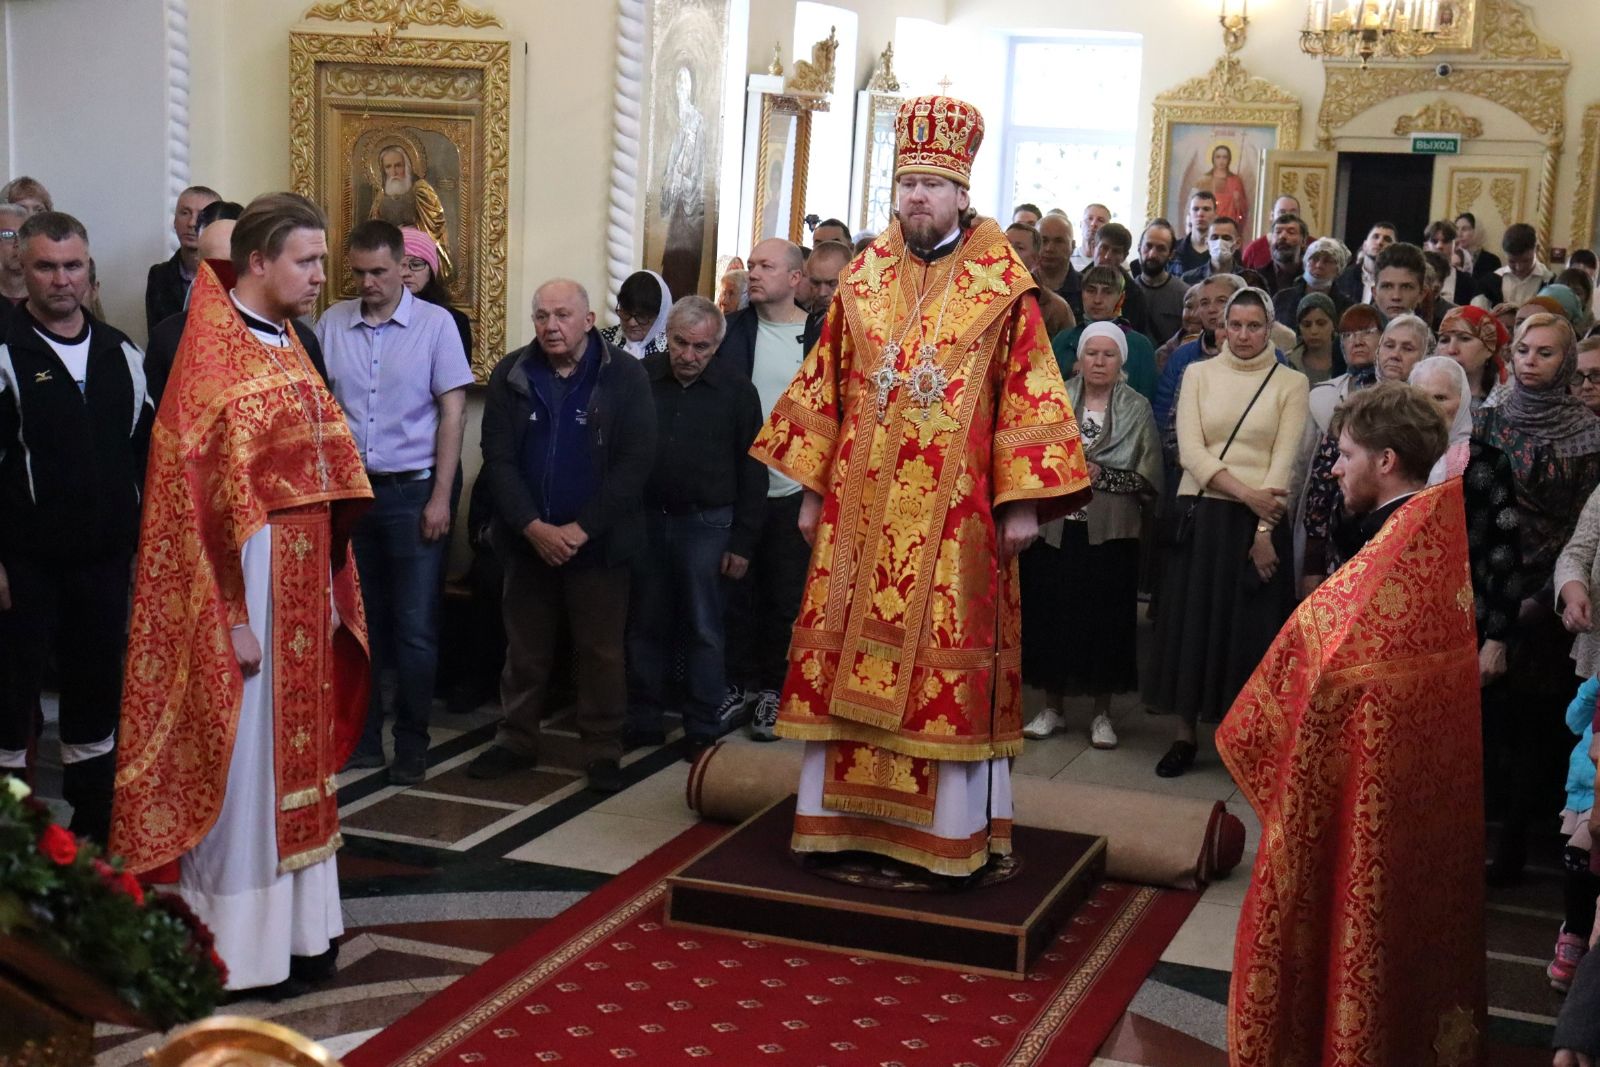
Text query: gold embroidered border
999 887 1160 1064
774 393 842 443
774 717 1025 761
993 420 1081 450
792 813 995 875
278 831 343 876
280 787 322 812
820 789 937 826
916 647 996 670
789 627 845 651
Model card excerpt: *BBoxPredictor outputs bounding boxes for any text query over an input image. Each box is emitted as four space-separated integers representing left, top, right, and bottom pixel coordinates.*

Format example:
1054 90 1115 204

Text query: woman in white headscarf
1021 322 1161 751
599 270 673 358
1409 355 1474 484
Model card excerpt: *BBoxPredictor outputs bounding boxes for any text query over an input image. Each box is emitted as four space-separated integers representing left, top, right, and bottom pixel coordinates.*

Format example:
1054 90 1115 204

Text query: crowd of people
5 153 1600 1035
988 194 1600 1036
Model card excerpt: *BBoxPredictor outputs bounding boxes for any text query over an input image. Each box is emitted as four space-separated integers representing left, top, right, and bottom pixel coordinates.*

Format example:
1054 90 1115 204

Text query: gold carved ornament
867 42 901 93
1455 176 1482 214
288 29 512 382
785 26 838 112
1392 98 1483 140
303 0 500 49
1144 56 1301 223
1572 104 1600 252
1312 1 1567 254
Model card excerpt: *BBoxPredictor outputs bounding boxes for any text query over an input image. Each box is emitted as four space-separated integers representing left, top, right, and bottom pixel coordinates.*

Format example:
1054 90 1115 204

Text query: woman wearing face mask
1271 237 1352 329
1437 303 1511 413
1022 323 1161 751
1146 288 1309 777
1475 314 1600 886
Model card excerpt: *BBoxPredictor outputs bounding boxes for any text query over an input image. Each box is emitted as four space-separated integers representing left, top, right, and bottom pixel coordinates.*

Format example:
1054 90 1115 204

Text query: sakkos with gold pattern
750 94 1092 878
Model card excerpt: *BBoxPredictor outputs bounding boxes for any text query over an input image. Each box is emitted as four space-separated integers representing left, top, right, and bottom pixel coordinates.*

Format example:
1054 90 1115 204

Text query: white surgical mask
1208 235 1234 260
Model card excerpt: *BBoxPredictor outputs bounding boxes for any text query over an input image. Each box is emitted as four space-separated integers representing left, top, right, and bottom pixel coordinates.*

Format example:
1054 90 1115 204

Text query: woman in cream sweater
1146 286 1309 777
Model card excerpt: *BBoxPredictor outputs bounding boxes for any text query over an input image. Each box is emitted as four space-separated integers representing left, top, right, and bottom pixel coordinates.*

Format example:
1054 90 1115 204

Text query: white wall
5 0 169 342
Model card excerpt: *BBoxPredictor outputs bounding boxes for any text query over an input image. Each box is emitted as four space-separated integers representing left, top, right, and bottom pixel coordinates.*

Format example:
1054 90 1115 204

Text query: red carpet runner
346 822 1201 1066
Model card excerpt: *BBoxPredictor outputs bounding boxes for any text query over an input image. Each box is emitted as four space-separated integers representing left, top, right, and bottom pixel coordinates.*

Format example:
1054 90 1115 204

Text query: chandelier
1301 0 1442 65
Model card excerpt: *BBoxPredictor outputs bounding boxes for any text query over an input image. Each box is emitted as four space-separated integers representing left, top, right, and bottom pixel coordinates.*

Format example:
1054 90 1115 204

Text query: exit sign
1411 133 1460 155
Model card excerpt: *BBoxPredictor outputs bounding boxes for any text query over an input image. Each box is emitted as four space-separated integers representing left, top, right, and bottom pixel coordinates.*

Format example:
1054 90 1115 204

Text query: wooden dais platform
665 797 1106 979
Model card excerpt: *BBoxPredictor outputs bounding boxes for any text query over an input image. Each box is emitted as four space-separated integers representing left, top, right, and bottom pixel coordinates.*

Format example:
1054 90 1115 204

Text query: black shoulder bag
1174 362 1279 545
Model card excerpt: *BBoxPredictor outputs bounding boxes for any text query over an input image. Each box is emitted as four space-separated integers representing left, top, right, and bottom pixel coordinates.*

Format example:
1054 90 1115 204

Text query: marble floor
54 680 1563 1066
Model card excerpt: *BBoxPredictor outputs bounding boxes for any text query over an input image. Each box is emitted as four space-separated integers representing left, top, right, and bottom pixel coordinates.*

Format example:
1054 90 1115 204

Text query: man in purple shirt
316 219 472 785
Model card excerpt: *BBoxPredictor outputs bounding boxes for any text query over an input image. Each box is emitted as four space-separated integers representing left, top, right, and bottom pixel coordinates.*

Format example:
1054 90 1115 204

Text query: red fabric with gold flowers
112 265 372 879
1215 481 1485 1067
751 217 1090 785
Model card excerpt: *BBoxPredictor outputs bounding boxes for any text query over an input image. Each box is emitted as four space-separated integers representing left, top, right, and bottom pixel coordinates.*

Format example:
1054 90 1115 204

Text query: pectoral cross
870 340 947 423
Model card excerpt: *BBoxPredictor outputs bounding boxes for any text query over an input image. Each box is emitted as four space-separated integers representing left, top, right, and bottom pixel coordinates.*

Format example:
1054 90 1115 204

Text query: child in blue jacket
1553 675 1600 993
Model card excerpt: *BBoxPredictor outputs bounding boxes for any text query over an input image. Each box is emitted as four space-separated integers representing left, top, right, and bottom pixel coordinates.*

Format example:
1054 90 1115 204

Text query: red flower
114 871 146 906
38 824 77 866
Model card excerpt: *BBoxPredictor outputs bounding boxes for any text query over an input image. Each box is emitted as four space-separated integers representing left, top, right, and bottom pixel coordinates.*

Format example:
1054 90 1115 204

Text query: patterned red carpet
345 822 1201 1066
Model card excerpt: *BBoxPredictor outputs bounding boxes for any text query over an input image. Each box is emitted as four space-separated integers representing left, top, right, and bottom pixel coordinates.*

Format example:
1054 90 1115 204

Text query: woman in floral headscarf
1476 313 1600 885
1437 303 1510 413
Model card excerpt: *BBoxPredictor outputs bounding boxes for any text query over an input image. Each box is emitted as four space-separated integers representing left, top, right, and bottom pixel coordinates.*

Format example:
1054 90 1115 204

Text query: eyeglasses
0 230 16 243
401 257 431 273
616 308 654 327
1574 371 1600 386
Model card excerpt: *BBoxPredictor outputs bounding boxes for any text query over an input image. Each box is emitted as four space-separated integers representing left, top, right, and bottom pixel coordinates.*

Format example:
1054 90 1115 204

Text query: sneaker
464 744 538 780
586 758 624 794
749 689 780 741
1090 713 1118 750
1550 927 1587 992
1022 708 1065 740
714 686 751 734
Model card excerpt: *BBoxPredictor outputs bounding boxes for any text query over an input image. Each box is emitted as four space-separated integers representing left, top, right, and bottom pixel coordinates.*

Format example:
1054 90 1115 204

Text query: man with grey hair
1273 235 1352 327
628 295 765 759
470 278 656 793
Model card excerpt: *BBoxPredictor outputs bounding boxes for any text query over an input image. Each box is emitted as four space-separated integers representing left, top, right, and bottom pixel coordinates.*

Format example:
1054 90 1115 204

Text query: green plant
0 776 226 1028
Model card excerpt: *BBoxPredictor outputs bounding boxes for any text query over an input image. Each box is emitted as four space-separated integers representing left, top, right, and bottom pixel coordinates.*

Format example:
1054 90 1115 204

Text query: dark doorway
1335 152 1435 249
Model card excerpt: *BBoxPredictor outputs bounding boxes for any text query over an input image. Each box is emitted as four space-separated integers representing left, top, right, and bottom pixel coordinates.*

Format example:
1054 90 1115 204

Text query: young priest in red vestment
1217 382 1486 1066
112 193 372 995
750 95 1091 880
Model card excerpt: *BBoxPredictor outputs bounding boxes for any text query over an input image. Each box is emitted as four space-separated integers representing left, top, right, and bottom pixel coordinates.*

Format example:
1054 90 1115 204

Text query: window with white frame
999 35 1141 227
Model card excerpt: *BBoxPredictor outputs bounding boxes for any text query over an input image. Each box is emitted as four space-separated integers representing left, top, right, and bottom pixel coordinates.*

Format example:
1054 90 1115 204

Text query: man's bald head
752 238 803 273
532 278 595 361
1038 214 1073 275
746 238 804 313
534 277 590 313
